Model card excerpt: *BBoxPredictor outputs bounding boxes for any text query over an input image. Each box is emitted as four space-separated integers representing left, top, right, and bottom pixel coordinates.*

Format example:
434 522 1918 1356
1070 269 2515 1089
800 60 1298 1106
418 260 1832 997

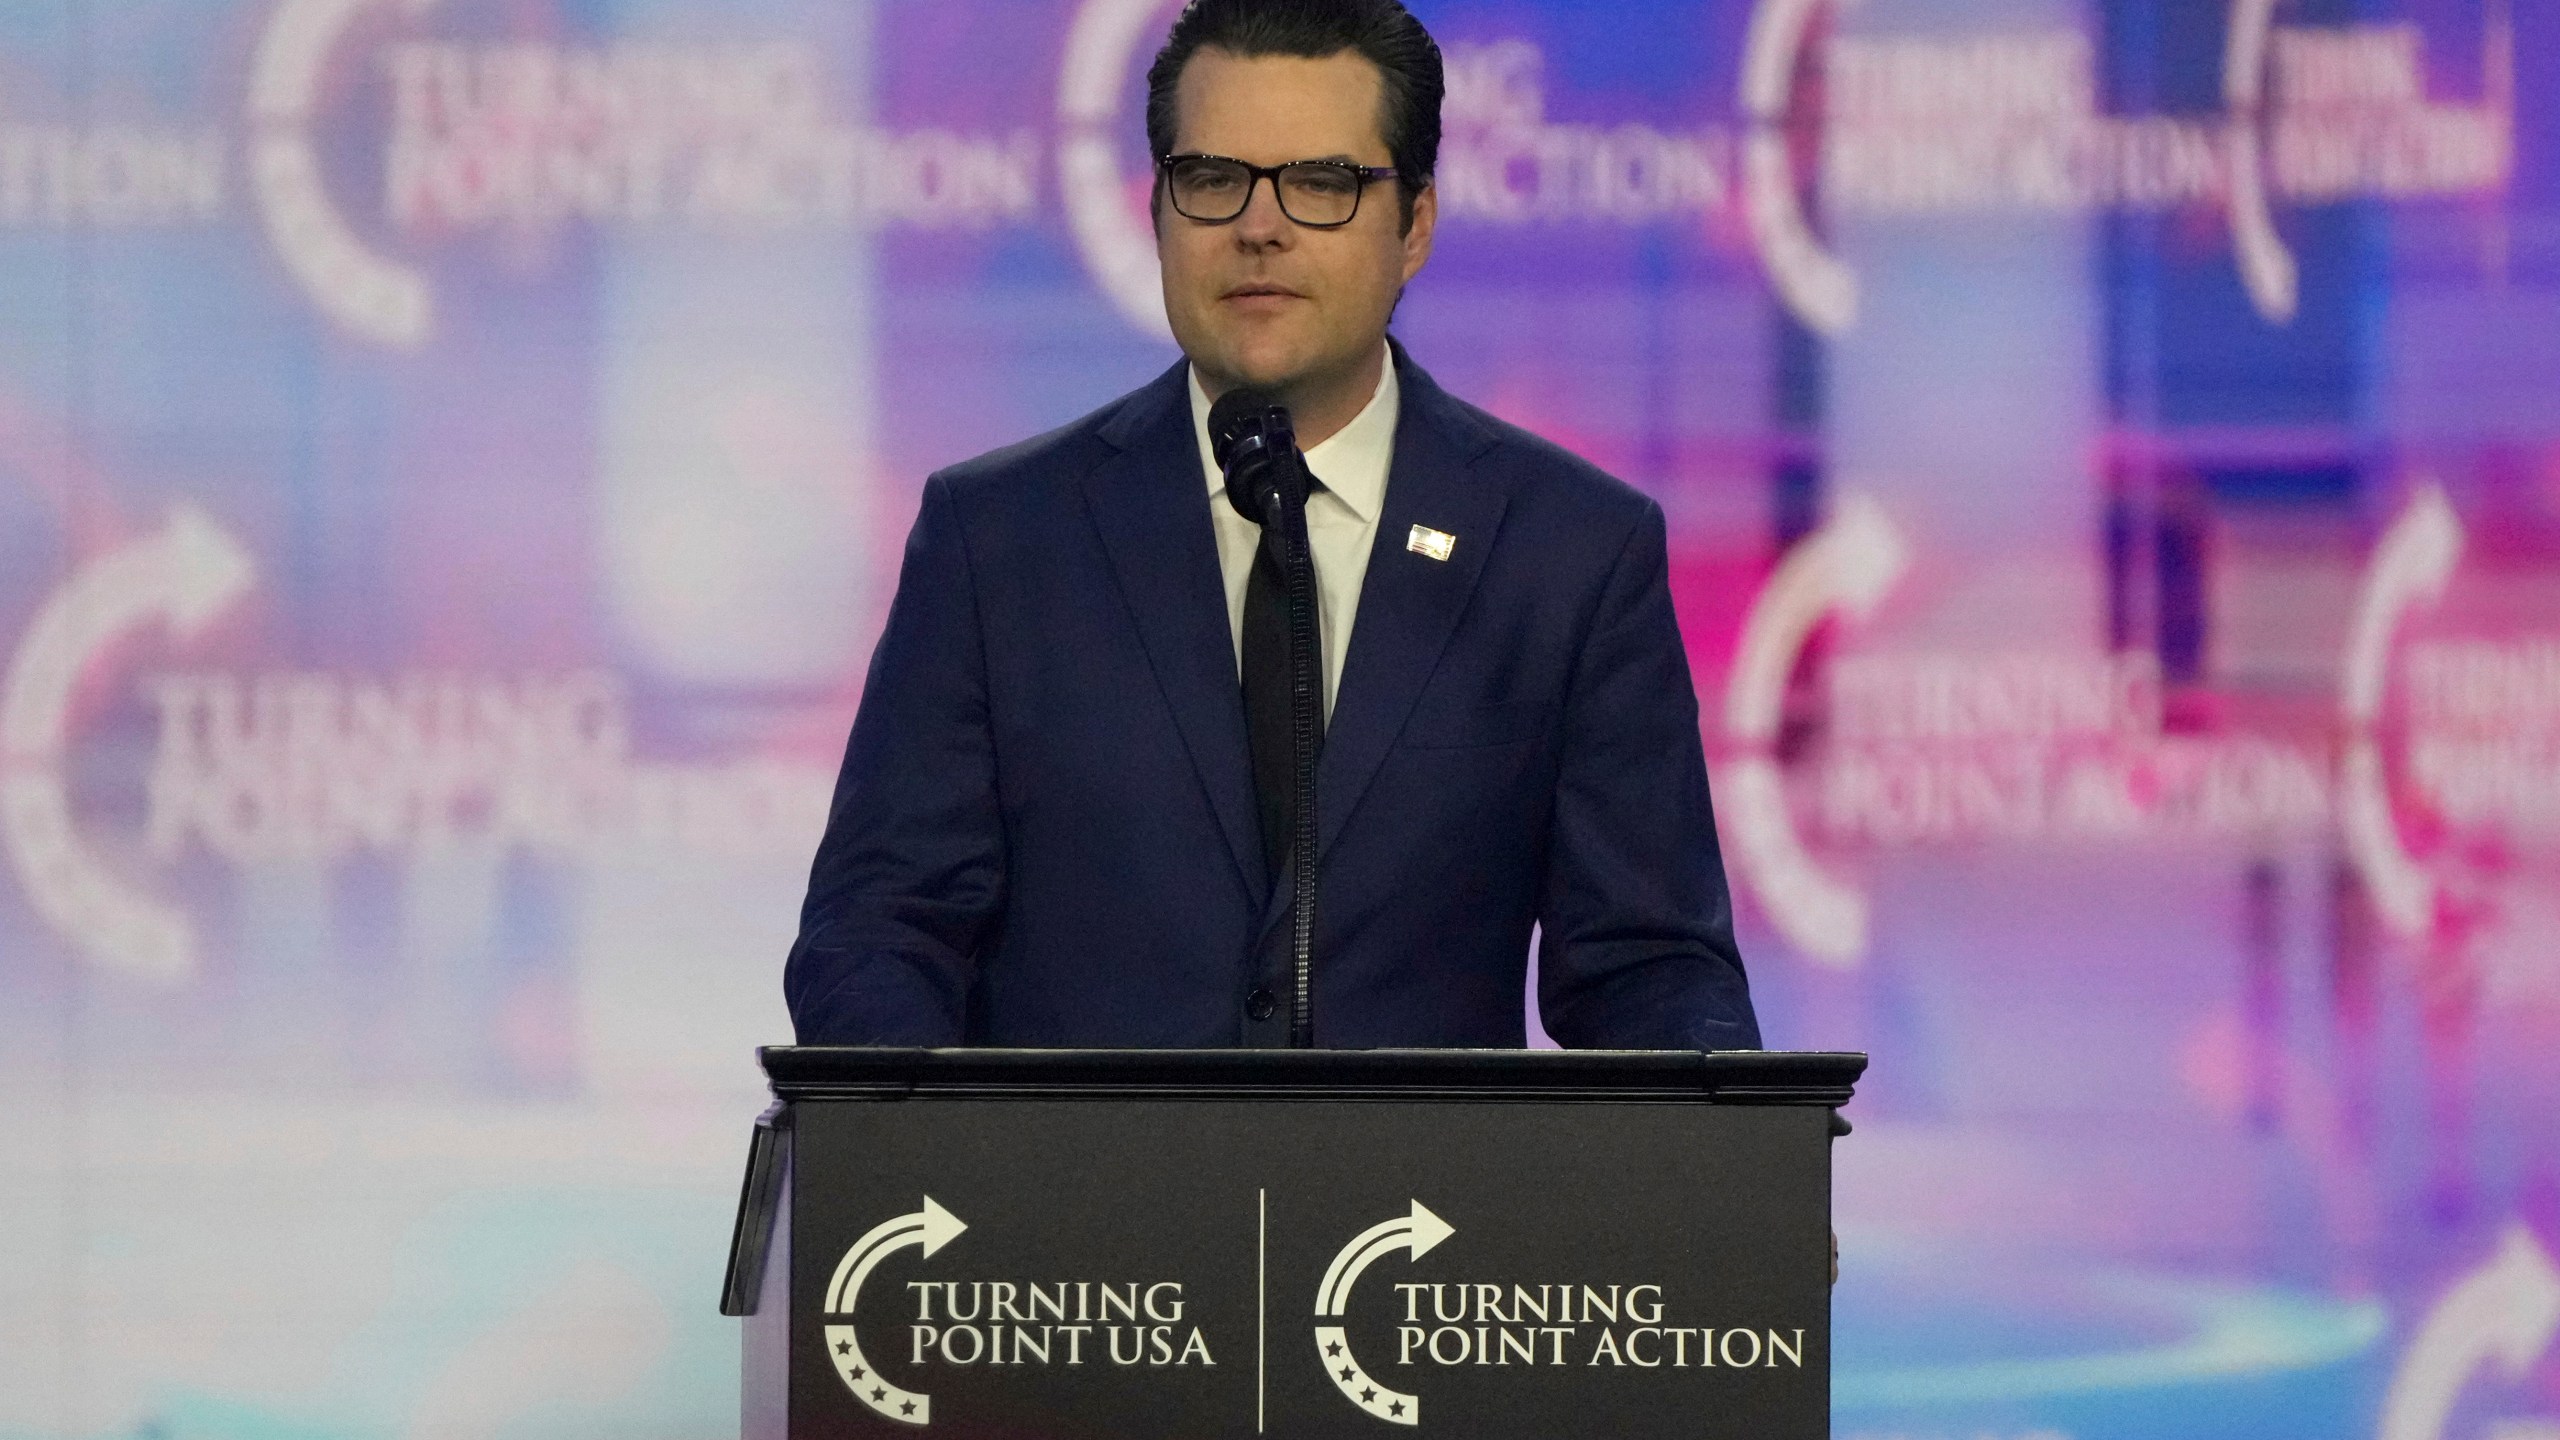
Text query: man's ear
1400 182 1437 284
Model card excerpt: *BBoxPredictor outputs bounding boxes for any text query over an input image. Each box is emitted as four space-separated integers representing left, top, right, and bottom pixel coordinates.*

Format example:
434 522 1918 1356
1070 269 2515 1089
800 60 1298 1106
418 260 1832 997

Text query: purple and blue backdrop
2 0 2557 1436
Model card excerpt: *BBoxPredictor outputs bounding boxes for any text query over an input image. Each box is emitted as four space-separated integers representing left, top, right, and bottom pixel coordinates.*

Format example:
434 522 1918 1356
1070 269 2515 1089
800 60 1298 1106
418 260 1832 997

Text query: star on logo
1362 1387 1377 1404
1338 1366 1355 1382
835 1339 851 1356
849 1367 865 1380
871 1387 887 1403
900 1401 916 1417
1327 1341 1343 1357
1390 1400 1406 1417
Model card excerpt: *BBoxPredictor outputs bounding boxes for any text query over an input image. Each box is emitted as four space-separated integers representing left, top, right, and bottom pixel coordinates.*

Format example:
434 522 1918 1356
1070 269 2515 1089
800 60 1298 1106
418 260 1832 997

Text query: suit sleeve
785 474 1004 1045
1535 499 1763 1052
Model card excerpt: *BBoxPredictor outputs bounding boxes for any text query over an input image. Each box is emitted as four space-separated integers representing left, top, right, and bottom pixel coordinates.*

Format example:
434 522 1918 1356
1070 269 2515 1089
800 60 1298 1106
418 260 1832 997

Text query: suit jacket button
1245 987 1278 1021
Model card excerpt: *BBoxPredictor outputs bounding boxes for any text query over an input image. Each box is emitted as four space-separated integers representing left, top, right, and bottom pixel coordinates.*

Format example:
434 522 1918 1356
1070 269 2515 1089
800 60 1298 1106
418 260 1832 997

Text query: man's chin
1200 343 1335 401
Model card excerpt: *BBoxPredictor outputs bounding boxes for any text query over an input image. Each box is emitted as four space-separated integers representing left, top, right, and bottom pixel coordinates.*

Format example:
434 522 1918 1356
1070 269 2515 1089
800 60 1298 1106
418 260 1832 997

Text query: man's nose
1231 175 1292 247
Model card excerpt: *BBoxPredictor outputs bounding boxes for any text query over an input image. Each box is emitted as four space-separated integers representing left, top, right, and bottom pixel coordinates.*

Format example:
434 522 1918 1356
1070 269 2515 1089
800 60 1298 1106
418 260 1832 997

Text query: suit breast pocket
1394 694 1560 750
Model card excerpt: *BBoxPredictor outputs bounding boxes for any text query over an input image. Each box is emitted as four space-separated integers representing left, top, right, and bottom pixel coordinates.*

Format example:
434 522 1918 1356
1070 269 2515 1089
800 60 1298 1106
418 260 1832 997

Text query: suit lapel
1274 356 1509 933
1083 364 1269 908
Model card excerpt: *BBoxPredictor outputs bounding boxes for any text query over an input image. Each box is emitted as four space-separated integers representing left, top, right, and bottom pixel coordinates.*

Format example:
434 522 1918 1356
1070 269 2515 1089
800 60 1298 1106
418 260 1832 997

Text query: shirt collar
1189 347 1399 525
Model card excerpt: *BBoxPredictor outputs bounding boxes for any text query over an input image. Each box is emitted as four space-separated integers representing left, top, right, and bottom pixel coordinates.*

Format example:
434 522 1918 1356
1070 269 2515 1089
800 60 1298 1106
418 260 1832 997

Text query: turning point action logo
1721 483 2548 967
0 506 253 981
1721 492 2331 966
1312 1199 1806 1429
1737 0 2510 334
0 505 829 983
246 0 1035 345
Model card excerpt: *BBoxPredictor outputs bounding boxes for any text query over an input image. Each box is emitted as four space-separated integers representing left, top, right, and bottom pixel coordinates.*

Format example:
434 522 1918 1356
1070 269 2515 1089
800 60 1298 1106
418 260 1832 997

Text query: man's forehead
1173 47 1391 160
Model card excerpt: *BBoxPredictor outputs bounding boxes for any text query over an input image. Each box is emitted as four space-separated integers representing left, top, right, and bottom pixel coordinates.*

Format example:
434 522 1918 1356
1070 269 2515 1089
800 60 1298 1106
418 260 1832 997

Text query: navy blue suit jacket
786 348 1759 1050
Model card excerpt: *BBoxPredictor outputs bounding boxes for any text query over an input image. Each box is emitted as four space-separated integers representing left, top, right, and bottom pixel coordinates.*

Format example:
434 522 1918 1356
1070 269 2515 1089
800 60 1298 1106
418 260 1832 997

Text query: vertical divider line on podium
1259 1187 1269 1433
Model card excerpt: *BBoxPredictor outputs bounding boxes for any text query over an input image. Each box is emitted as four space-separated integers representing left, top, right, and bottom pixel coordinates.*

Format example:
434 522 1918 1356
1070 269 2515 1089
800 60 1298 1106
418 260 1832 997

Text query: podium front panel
734 1048 1858 1440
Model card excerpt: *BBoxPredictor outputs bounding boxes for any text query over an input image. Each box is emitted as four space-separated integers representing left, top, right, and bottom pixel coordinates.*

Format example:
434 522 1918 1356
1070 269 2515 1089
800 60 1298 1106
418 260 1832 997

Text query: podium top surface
759 1046 1864 1106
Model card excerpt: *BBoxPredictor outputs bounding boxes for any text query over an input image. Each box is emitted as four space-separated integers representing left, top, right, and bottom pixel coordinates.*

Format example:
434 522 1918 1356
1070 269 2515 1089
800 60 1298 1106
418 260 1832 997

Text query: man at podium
785 0 1759 1054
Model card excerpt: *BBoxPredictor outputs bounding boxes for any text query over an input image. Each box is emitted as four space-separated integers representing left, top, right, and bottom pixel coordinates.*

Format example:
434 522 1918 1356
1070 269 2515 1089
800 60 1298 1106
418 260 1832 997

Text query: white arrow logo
2378 1225 2560 1440
1315 1200 1456 1426
0 503 255 981
821 1197 968 1427
1723 492 1910 967
2337 484 2465 939
248 0 440 346
1739 0 1859 335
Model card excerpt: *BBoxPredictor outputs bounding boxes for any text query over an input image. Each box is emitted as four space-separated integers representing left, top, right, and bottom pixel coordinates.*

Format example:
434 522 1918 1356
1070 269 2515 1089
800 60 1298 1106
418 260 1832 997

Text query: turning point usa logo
816 1197 1220 1428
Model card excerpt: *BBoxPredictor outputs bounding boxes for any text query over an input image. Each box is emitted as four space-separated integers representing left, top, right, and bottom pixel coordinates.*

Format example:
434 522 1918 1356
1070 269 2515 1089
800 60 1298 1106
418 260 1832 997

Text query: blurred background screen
2 0 2556 1436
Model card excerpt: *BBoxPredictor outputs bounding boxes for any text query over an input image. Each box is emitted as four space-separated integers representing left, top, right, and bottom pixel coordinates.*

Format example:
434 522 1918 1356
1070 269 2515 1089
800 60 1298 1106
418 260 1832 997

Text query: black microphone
1209 388 1305 525
1206 387 1321 1050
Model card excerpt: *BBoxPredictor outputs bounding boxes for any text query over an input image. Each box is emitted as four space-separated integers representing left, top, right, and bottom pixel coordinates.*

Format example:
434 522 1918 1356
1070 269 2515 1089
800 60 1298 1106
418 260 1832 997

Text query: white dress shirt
1188 349 1400 719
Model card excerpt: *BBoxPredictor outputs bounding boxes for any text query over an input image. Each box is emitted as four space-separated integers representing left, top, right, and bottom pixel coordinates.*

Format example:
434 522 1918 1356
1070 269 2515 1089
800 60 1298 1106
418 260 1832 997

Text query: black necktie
1241 490 1323 883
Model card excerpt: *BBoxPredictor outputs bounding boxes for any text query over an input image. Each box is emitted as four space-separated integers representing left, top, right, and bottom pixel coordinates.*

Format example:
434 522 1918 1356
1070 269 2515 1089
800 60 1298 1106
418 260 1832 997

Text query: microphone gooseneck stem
1275 477 1320 1049
1210 390 1322 1050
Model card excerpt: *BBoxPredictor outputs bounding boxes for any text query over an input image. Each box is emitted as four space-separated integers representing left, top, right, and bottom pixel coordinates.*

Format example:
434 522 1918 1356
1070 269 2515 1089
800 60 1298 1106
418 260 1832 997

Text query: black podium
723 1047 1863 1439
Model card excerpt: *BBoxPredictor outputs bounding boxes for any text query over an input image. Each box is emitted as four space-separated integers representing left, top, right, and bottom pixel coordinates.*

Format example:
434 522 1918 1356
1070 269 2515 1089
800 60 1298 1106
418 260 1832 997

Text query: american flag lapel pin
1407 525 1455 562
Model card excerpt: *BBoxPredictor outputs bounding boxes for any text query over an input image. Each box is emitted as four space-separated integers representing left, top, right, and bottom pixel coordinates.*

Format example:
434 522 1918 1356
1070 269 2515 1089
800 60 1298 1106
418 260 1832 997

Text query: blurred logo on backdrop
1719 486 2560 968
0 0 1037 343
2337 489 2560 946
1738 0 2513 333
0 506 830 983
248 0 1036 345
1719 493 2330 965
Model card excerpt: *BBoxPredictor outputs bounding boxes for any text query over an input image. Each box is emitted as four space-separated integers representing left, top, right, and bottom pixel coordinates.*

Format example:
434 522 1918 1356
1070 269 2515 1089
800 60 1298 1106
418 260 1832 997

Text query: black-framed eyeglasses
1157 153 1400 228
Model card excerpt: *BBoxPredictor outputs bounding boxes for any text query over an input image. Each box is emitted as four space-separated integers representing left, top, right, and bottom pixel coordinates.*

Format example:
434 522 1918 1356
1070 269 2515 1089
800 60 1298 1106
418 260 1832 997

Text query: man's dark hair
1145 0 1444 231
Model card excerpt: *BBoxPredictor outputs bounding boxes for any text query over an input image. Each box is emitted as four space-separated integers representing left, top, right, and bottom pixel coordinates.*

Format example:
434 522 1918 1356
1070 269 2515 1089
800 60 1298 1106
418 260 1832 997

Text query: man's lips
1222 284 1306 302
